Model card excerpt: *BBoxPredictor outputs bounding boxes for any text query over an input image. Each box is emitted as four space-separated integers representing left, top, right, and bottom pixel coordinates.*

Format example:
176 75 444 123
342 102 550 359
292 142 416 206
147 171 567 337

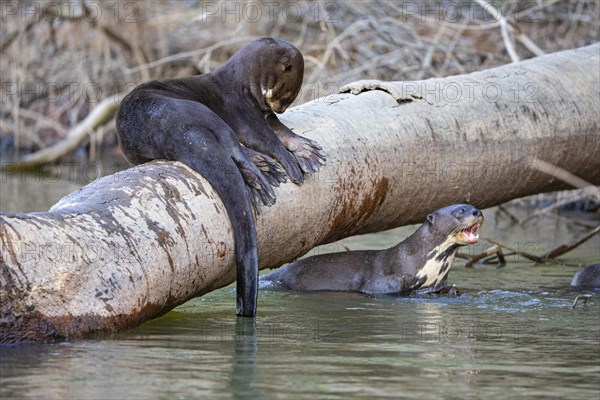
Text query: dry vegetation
1 0 598 164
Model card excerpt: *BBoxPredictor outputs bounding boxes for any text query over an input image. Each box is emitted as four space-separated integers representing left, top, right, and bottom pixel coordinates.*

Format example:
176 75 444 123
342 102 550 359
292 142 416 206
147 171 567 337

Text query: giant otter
262 204 483 294
571 264 600 289
116 38 325 317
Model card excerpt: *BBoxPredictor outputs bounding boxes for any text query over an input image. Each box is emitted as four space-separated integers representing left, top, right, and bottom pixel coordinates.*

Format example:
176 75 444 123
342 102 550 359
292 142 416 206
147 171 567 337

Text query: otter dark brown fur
571 264 600 289
115 38 325 317
262 204 483 294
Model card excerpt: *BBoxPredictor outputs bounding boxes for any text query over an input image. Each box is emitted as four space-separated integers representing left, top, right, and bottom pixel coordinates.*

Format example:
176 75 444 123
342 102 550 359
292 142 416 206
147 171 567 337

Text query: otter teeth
461 223 480 242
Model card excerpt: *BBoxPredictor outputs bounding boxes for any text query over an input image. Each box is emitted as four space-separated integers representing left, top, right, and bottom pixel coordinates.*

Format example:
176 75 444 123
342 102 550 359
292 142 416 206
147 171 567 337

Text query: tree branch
2 95 124 170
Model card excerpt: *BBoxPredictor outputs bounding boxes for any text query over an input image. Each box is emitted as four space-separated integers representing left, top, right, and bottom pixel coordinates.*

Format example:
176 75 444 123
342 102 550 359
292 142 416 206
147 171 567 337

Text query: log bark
1 44 599 343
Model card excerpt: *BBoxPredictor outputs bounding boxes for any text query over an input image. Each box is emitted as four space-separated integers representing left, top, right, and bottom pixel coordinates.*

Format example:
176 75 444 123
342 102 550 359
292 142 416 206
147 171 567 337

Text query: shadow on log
1 44 599 343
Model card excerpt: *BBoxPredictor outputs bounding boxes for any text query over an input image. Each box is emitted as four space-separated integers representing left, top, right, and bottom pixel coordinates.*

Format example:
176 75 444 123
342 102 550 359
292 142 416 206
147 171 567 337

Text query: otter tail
171 137 261 317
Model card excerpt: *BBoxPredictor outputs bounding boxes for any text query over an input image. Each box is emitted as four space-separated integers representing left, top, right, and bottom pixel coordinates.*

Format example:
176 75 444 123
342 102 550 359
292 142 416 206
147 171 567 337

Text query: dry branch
475 0 546 60
532 158 600 196
126 37 263 74
3 95 124 170
1 44 599 343
519 186 600 225
483 226 600 265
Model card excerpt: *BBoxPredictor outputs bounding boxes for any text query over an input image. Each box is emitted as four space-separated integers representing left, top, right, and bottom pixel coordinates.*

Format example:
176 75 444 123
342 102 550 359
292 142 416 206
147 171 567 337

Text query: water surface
1 171 599 399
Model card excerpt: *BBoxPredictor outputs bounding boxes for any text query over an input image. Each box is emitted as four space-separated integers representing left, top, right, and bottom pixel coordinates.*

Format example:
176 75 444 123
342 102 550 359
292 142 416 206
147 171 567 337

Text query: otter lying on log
262 204 483 294
116 38 325 317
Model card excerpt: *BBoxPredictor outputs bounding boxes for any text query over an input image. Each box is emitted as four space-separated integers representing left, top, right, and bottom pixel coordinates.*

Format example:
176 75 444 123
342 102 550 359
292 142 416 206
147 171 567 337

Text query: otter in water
116 38 325 317
262 204 483 294
571 264 600 289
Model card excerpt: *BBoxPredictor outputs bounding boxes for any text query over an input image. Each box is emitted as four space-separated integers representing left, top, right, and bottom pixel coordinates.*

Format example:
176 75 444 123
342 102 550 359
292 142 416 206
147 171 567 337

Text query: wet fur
571 264 600 289
115 38 325 317
262 204 483 294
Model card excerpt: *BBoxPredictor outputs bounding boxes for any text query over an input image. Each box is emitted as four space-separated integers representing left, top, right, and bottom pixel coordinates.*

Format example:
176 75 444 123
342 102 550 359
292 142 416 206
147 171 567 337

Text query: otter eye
456 208 465 215
285 64 292 72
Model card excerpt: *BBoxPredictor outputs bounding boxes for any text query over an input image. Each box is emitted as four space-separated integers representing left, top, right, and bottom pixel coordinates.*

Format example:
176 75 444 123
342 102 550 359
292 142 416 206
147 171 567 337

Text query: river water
1 170 599 399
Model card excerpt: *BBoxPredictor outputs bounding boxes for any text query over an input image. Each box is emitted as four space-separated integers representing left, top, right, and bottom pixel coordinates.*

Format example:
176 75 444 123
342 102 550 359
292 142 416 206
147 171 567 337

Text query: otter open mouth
460 222 481 243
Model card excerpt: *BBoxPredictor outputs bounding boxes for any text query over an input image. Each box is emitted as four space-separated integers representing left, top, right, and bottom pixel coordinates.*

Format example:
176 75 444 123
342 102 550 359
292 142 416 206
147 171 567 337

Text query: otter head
412 204 484 290
425 204 484 246
223 38 304 113
261 38 304 113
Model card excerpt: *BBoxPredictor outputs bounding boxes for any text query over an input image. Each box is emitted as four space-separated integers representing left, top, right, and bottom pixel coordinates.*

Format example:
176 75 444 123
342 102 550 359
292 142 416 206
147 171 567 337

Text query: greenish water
1 172 599 399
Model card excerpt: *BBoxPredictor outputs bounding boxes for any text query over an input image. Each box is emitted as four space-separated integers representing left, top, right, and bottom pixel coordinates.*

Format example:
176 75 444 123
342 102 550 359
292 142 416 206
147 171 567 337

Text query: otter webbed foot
242 146 288 187
284 135 327 174
271 146 305 185
235 158 277 208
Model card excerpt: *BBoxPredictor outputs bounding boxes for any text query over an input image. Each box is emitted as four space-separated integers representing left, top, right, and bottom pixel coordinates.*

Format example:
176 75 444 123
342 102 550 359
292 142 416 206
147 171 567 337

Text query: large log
1 44 599 343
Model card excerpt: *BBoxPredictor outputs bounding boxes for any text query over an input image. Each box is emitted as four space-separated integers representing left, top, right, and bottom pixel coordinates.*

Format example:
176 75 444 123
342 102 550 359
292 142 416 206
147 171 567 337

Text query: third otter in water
571 264 600 289
262 204 483 294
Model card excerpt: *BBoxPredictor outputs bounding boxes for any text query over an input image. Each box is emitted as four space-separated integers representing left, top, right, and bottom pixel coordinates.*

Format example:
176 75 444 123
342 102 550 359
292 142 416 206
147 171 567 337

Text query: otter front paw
438 285 461 296
265 113 326 176
285 136 327 174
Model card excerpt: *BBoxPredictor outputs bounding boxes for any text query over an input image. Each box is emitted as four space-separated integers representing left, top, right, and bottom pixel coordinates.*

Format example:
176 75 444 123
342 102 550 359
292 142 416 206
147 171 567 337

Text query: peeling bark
1 44 599 343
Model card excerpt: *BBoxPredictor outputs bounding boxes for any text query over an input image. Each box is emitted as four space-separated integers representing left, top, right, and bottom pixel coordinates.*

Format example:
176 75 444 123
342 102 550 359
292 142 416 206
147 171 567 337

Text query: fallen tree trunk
1 44 599 343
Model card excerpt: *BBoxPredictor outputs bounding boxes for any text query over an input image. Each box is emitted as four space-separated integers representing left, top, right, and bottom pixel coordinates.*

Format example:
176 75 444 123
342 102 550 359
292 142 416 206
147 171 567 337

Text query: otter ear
278 55 292 72
427 212 436 225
